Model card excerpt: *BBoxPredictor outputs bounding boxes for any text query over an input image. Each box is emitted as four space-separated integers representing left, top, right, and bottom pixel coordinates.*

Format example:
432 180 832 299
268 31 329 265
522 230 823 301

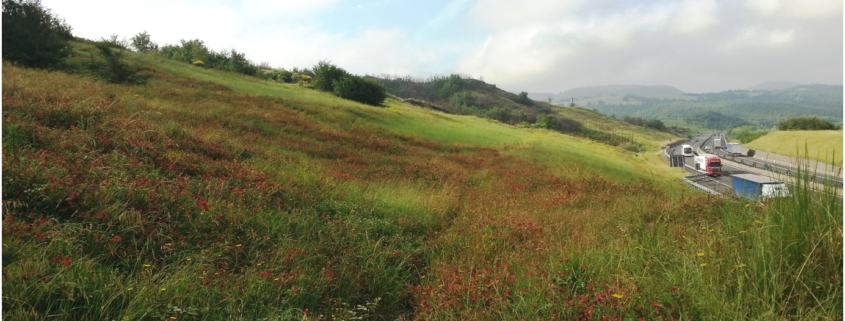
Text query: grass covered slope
3 46 842 321
744 130 843 166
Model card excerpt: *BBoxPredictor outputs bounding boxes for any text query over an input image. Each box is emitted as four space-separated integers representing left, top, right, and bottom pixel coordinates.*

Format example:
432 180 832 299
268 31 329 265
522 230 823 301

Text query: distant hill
529 85 686 103
749 81 801 91
586 84 843 130
372 74 554 124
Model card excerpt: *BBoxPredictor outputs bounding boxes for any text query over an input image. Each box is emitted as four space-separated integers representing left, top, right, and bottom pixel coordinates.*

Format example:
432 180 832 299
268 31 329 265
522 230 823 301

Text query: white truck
681 144 694 157
712 136 726 149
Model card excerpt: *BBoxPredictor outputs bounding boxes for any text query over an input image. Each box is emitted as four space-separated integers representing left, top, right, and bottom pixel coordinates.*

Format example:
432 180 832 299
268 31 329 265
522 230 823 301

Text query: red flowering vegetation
1 60 692 320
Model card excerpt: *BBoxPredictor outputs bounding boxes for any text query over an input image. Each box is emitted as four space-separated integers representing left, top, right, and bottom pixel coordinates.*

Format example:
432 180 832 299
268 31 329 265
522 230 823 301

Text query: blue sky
42 0 843 93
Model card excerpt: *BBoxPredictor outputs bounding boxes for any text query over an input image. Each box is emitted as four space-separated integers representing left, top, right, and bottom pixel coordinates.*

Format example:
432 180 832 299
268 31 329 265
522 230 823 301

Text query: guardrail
682 174 724 197
716 150 843 187
663 139 687 159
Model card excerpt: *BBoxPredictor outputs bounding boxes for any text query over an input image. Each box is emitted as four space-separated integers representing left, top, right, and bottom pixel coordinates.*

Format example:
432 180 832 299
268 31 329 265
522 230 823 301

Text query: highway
664 133 843 198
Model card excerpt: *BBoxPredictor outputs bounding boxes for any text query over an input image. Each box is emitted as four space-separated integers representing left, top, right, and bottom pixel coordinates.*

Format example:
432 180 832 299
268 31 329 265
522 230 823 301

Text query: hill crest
529 85 686 102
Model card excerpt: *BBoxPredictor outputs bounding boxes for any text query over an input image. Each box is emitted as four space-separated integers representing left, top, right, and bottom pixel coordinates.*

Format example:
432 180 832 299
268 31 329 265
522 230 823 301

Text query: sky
42 0 843 93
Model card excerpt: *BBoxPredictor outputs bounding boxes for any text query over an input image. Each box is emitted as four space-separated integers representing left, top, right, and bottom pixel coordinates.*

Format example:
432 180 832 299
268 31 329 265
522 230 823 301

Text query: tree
101 34 128 49
131 31 158 53
160 39 210 63
333 75 386 106
91 42 146 84
2 0 73 68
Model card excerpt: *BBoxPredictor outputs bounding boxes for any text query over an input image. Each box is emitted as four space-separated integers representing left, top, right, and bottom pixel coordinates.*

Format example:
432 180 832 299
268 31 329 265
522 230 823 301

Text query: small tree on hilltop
131 31 158 53
91 42 147 84
2 0 73 68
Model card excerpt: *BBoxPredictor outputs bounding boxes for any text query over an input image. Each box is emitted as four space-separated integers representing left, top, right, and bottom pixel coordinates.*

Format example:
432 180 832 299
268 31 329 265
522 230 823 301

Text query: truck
726 143 743 156
694 153 722 176
731 173 789 200
681 144 694 157
713 136 726 149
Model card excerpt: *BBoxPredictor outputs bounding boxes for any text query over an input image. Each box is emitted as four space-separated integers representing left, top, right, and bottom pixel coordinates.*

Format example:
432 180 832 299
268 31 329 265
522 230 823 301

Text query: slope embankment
3 47 840 320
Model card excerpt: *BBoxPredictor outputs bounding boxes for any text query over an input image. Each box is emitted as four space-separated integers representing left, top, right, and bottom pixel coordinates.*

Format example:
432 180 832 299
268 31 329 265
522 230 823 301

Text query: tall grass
745 130 843 166
3 53 841 321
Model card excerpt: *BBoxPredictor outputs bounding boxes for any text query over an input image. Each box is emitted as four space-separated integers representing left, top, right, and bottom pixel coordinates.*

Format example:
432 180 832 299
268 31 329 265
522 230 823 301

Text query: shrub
312 60 348 92
777 117 839 130
333 75 387 106
2 0 73 68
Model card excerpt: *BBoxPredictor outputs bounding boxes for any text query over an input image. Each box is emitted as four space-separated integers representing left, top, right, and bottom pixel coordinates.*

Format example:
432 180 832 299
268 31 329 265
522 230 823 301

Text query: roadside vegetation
2 2 842 320
725 125 769 144
778 116 841 131
745 130 844 166
4 50 842 321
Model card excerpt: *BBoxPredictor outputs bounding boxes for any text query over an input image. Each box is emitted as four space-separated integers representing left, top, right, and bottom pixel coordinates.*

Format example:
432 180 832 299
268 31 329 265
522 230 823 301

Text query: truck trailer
694 154 722 176
731 174 789 200
726 143 743 156
713 136 726 149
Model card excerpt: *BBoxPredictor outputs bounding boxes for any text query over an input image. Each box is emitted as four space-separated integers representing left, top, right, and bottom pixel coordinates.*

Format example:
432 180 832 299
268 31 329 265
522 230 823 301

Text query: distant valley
529 83 843 130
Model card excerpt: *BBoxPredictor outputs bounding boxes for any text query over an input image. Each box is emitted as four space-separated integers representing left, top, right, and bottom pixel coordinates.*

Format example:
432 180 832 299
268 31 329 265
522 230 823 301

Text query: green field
2 42 841 320
745 130 843 166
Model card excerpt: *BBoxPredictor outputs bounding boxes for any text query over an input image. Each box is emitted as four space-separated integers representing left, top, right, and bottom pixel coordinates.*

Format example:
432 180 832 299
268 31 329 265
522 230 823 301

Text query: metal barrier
682 177 724 197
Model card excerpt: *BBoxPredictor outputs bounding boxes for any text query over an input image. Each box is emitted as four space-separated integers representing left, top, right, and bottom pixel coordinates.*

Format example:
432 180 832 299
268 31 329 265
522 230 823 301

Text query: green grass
3 46 841 321
745 130 843 166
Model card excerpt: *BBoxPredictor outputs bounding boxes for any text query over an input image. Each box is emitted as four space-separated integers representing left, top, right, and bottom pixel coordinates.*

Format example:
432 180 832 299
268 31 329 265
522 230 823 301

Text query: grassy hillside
2 42 841 320
745 130 843 166
374 75 679 151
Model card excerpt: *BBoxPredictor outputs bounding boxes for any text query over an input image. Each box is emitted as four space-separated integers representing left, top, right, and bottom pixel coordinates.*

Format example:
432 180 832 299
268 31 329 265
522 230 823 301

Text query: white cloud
458 0 840 93
469 0 587 28
766 29 795 46
745 0 842 19
38 0 842 93
671 0 719 34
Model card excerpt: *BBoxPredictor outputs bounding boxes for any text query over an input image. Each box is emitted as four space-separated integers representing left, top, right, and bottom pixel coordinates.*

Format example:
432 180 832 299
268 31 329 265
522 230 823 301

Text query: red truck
694 154 722 177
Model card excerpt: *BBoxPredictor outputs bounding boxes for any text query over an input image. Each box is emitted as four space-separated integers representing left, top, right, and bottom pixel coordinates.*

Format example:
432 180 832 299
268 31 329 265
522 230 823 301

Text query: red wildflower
112 235 122 242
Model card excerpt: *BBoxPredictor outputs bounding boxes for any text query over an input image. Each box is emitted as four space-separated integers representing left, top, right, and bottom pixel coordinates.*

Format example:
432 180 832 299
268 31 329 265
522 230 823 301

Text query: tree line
1 0 387 105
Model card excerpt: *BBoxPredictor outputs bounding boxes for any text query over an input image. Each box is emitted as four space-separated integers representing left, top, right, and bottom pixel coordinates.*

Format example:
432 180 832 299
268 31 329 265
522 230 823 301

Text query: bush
534 115 583 133
777 117 839 131
312 60 348 92
333 75 387 106
2 0 73 68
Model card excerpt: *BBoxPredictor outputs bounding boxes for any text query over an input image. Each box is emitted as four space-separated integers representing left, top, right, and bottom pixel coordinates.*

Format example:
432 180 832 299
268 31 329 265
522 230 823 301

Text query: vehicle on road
694 153 722 176
731 174 789 200
726 143 743 156
713 136 726 149
681 144 694 157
